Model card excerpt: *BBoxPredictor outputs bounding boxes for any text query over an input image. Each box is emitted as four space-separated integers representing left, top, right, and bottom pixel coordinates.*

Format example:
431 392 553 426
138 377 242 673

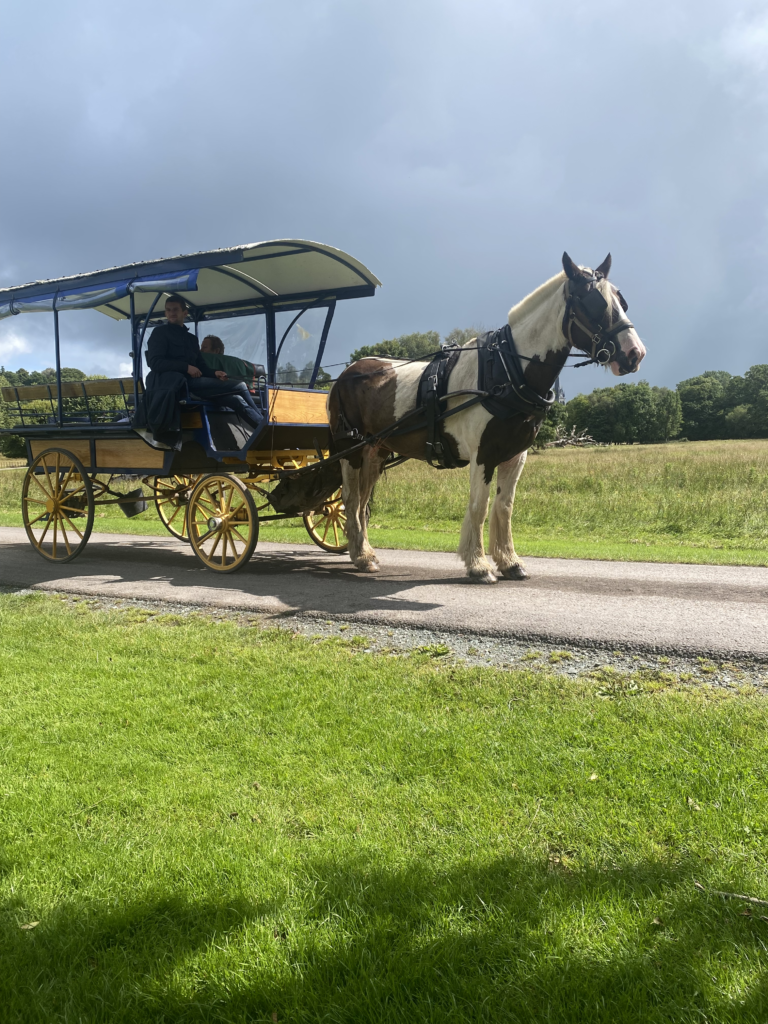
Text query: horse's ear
595 253 612 279
562 252 582 281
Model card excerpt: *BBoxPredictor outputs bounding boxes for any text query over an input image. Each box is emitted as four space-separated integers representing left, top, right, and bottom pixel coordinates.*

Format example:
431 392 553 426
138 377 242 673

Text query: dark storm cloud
1 0 767 395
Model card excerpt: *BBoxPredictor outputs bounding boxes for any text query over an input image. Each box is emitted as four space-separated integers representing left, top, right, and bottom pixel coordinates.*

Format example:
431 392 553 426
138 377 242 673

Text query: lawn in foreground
3 438 768 565
2 594 768 1023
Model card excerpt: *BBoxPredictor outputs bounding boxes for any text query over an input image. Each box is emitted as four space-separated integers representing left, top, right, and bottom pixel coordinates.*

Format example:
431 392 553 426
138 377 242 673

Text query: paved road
1 526 767 659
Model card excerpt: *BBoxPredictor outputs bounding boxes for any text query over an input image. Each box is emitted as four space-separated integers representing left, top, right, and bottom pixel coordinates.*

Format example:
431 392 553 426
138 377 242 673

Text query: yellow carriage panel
268 388 328 424
95 439 165 469
30 440 91 465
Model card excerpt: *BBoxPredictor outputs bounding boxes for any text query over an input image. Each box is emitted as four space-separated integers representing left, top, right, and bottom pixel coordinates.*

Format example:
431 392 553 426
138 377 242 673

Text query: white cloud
0 332 31 363
723 12 768 73
118 362 132 376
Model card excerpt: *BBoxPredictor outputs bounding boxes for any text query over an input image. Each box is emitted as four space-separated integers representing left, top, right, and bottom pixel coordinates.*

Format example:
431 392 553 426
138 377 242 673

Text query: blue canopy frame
0 240 380 427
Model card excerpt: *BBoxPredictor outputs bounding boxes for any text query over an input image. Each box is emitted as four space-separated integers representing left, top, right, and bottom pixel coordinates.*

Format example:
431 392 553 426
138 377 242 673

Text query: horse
328 253 646 583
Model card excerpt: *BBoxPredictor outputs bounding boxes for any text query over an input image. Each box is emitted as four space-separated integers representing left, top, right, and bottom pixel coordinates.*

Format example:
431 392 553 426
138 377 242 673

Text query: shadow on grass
3 854 767 1023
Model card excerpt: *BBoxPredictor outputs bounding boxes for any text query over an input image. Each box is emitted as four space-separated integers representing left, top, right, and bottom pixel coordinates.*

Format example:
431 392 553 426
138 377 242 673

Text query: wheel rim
304 488 349 552
22 449 94 562
188 475 258 571
153 475 199 541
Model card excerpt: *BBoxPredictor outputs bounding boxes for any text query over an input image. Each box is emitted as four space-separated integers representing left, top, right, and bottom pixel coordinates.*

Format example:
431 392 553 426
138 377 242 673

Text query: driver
144 294 263 443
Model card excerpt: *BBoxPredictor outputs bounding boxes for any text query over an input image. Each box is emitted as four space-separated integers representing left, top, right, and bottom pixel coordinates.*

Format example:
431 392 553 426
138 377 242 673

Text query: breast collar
563 275 634 367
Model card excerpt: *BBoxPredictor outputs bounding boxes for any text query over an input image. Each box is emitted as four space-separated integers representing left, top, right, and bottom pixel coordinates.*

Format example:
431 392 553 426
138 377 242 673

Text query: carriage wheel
303 488 349 553
152 474 200 542
21 448 94 563
187 474 258 573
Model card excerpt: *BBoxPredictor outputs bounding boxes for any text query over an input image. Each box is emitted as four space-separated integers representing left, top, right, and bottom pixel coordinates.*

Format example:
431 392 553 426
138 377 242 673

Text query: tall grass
371 440 768 544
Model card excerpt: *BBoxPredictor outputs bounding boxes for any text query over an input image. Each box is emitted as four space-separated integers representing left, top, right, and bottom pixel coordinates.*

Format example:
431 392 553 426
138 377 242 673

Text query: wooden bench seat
1 377 142 403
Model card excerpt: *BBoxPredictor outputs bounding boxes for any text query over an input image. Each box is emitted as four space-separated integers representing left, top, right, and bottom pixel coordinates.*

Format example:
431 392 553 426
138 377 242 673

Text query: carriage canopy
0 239 381 324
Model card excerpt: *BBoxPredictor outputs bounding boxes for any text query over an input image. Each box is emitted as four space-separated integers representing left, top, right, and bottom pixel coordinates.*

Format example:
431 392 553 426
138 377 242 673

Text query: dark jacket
146 323 216 378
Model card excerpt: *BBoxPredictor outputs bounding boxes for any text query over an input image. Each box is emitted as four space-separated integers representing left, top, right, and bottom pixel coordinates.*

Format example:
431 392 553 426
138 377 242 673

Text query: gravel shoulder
7 589 765 695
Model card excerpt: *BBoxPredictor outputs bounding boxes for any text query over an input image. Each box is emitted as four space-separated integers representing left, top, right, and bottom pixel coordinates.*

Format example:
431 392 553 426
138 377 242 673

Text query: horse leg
489 451 529 581
341 448 385 572
458 456 496 583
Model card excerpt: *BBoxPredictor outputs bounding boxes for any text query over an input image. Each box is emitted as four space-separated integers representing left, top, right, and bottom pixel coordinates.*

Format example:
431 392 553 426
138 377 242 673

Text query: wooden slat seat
1 377 142 403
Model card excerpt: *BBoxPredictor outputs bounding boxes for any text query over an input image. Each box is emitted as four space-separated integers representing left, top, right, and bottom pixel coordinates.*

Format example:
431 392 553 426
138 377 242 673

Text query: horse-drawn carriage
0 240 381 572
2 243 645 583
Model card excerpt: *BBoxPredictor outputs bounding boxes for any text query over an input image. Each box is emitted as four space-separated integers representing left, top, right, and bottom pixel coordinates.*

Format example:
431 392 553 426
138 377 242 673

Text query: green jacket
200 352 262 386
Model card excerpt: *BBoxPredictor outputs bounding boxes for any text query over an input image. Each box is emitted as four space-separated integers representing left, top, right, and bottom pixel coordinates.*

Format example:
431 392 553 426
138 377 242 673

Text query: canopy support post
136 291 163 382
130 291 139 417
309 301 336 388
53 304 63 427
266 307 276 385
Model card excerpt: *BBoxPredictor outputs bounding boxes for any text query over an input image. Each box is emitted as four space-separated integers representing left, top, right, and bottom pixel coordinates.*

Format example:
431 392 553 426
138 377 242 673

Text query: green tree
0 371 25 457
443 327 484 347
564 381 681 444
743 364 768 436
677 371 731 439
350 331 441 363
533 400 568 447
649 386 682 442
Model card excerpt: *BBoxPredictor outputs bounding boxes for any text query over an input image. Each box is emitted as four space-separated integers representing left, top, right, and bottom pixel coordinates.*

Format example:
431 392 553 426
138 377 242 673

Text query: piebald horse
328 253 646 583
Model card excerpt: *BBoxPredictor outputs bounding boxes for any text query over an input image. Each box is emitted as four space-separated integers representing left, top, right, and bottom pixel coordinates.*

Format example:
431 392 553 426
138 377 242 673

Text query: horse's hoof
356 561 380 573
469 571 497 584
499 563 529 581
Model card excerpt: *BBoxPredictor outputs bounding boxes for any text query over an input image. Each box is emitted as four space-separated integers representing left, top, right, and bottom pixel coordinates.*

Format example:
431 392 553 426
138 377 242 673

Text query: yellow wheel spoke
31 473 53 499
27 511 49 526
37 516 52 547
164 503 183 526
207 530 222 561
58 516 73 556
321 518 331 542
25 496 49 506
58 510 84 540
230 523 249 545
60 463 76 494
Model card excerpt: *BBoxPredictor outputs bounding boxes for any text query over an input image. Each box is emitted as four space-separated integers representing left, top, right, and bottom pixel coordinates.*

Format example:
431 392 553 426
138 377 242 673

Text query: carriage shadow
1 531 461 616
4 852 766 1022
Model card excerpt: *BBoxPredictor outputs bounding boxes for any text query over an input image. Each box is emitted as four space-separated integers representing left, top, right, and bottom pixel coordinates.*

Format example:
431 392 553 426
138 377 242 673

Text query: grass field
1 592 768 1022
1 439 767 565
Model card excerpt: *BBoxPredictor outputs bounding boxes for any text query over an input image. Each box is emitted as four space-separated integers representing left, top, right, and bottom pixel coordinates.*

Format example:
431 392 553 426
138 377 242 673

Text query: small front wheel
187 475 258 572
152 474 199 542
22 448 94 562
303 488 349 552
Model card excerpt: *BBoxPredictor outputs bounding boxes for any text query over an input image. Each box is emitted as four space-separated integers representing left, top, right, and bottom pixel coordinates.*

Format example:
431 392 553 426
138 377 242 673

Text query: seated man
201 334 264 388
144 295 263 444
200 334 225 356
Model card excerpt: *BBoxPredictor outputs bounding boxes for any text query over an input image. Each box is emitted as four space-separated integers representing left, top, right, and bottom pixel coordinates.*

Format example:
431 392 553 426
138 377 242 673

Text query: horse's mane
507 271 566 327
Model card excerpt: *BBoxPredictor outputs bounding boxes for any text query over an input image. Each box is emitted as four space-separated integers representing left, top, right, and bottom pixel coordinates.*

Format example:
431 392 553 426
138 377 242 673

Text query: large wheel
187 474 258 573
152 474 200 542
303 488 349 553
22 448 94 563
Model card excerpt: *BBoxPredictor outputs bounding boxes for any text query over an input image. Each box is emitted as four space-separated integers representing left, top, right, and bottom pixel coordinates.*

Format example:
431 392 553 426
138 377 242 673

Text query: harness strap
417 346 468 468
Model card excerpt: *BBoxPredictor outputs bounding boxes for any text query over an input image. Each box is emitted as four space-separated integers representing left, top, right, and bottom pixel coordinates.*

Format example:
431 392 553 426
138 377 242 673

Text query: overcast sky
1 0 767 397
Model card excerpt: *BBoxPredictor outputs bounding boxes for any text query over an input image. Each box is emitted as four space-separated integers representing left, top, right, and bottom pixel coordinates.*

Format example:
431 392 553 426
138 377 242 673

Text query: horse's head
562 252 646 376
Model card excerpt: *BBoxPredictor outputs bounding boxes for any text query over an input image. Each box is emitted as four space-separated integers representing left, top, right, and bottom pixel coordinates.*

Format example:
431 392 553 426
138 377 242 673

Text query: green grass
2 594 768 1022
2 439 768 564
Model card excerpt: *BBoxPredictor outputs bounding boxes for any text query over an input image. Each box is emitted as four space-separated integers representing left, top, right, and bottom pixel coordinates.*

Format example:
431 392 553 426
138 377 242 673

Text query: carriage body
0 240 380 570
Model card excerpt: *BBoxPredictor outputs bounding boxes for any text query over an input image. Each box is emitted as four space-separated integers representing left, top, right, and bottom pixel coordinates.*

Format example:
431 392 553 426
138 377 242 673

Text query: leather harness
335 274 634 470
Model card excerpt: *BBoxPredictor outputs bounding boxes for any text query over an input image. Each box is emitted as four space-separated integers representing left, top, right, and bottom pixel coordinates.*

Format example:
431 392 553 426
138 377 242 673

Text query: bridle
563 273 634 368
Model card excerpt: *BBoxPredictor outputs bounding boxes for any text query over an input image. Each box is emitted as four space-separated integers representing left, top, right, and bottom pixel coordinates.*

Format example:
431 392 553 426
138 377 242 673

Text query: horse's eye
616 290 628 312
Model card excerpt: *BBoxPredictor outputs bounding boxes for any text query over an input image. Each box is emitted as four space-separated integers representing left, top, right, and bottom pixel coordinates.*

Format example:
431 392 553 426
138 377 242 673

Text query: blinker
579 287 608 322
